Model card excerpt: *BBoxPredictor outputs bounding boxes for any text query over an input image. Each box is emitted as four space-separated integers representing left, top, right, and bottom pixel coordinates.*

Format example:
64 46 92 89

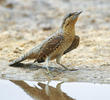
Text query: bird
9 11 82 73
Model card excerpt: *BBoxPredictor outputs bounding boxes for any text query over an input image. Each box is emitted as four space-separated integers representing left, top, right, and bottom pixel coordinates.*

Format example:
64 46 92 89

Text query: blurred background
0 0 110 82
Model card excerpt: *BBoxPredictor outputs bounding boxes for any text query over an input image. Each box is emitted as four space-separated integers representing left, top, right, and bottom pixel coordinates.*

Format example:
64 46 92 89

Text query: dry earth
0 0 110 83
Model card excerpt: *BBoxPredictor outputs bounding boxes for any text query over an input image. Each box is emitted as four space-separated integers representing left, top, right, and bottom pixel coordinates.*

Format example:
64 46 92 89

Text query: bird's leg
56 55 78 71
45 57 52 75
56 56 68 70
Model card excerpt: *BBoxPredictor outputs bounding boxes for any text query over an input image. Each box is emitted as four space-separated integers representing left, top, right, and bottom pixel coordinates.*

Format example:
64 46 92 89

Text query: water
0 79 110 100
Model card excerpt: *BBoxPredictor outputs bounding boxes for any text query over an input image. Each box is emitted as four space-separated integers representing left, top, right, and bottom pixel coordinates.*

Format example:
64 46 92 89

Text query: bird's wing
36 35 80 63
37 34 64 60
64 35 80 54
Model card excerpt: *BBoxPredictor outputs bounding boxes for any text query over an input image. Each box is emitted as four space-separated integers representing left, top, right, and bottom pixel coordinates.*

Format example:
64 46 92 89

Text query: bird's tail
9 54 27 66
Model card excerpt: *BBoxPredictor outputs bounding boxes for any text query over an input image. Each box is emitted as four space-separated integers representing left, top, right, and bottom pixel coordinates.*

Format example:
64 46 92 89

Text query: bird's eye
68 13 73 17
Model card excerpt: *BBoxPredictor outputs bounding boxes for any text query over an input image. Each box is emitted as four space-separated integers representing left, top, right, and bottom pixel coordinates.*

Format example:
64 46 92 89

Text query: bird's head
61 11 82 30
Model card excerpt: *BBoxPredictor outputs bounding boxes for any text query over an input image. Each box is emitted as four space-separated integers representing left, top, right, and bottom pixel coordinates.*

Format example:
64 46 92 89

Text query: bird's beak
76 11 82 16
72 11 82 20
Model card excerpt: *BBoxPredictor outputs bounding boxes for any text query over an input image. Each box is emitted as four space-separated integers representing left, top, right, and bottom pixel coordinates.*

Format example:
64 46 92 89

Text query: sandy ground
0 0 110 83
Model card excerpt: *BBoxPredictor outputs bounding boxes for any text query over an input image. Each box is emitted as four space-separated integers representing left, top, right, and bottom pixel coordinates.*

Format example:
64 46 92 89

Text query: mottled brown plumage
37 35 80 63
9 11 82 71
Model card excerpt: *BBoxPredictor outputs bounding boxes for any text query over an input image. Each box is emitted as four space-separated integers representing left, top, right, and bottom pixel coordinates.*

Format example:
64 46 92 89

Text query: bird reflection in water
10 80 75 100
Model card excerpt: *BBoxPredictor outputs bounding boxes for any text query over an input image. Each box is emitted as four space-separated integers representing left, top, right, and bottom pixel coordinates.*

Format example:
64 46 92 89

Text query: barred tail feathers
9 43 41 66
9 54 27 66
9 48 39 66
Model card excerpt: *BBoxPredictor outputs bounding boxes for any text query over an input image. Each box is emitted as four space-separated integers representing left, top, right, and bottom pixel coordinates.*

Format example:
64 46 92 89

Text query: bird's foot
59 64 78 71
46 69 55 77
43 66 55 77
